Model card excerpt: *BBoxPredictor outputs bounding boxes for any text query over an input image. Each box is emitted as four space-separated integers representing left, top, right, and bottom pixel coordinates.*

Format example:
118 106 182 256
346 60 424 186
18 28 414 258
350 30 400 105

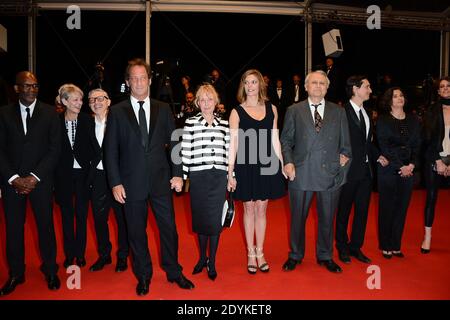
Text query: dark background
0 9 444 108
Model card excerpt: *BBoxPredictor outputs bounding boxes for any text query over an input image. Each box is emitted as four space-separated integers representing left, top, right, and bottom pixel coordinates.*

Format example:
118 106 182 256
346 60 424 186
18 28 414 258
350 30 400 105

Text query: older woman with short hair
181 84 229 281
54 84 95 268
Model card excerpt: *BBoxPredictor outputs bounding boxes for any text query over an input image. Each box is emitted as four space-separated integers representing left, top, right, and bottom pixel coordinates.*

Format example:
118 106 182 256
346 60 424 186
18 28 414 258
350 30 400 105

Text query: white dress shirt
308 98 325 122
349 99 370 139
95 117 106 170
130 95 150 132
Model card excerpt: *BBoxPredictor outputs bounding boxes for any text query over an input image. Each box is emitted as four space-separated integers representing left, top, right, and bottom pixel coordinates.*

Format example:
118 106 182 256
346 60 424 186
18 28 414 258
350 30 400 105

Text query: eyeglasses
18 83 40 90
88 96 109 104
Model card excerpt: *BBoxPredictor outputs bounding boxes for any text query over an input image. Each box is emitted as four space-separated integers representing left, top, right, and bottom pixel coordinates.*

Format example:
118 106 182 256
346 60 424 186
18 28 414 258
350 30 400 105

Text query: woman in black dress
181 84 229 280
421 76 450 253
376 87 421 259
228 69 285 274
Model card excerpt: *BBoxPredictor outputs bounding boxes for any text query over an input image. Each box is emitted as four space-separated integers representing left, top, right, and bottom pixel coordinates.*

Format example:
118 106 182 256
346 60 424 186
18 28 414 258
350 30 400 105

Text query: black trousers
58 169 90 260
378 173 414 251
288 189 341 261
423 162 450 227
2 182 58 277
90 169 129 259
123 193 182 281
335 167 372 252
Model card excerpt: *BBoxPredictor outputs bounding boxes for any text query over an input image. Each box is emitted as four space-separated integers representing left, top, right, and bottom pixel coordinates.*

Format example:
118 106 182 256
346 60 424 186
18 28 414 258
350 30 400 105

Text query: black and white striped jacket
181 113 229 179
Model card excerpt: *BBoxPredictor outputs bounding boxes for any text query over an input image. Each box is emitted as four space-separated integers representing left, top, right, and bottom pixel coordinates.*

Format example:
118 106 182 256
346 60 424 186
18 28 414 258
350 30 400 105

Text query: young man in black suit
335 76 388 265
0 71 61 295
104 58 194 296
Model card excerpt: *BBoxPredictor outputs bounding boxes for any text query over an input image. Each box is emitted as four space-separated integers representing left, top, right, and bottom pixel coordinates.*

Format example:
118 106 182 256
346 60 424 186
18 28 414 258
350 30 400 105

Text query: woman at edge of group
421 76 450 254
376 87 421 259
227 69 286 274
181 84 229 281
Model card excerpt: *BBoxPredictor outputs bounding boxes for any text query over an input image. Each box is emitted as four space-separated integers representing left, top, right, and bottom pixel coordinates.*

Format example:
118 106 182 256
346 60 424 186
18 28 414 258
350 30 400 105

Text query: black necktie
25 107 31 134
312 103 322 133
359 109 367 140
138 101 148 148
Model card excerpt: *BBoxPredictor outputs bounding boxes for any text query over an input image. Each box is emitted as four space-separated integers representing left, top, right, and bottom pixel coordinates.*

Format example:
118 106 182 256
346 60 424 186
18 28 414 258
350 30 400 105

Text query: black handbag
221 191 235 228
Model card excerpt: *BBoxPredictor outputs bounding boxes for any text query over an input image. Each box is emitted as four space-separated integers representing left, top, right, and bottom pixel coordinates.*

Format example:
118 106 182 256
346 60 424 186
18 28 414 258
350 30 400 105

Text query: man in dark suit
104 58 194 296
335 76 389 265
0 71 61 295
86 88 129 273
324 58 342 103
285 74 305 105
281 70 351 274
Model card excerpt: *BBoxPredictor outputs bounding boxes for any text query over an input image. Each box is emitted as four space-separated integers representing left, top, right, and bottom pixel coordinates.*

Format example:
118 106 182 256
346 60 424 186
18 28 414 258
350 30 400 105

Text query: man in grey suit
280 70 351 273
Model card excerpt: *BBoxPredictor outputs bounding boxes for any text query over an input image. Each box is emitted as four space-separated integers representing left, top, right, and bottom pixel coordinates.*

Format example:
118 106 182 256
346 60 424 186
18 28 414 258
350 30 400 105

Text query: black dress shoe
168 274 195 289
76 257 86 267
192 259 207 275
338 250 351 264
206 261 217 281
382 251 392 259
317 259 343 273
89 256 112 272
63 257 74 268
282 258 302 271
421 247 430 254
115 258 128 273
136 279 150 296
349 250 371 264
46 274 61 290
0 275 25 296
392 251 405 258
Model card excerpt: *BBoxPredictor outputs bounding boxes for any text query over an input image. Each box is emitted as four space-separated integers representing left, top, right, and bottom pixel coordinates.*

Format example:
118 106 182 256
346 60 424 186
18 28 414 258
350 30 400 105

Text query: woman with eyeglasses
376 87 421 259
421 76 450 254
54 83 95 268
181 84 229 281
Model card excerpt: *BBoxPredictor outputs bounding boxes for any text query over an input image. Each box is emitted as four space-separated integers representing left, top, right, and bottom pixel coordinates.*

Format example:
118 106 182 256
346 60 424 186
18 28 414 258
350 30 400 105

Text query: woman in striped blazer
181 84 230 281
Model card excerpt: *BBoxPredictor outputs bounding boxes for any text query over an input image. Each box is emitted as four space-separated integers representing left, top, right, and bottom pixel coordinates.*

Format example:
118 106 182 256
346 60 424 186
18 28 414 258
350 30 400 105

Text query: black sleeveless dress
234 102 286 201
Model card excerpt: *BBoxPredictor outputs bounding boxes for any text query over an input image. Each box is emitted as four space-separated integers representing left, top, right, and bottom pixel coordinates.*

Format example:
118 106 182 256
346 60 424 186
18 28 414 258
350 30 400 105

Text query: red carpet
0 189 449 300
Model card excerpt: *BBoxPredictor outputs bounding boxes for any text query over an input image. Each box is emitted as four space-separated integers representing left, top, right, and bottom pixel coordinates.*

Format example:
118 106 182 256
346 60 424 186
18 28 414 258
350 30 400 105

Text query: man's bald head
15 71 39 106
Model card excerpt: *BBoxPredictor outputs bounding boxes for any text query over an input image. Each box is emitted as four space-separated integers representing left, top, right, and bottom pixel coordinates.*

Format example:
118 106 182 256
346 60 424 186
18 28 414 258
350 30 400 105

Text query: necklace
65 119 77 148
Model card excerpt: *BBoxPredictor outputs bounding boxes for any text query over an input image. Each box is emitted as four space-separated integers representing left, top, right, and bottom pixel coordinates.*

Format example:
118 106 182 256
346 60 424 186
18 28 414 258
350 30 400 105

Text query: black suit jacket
423 101 447 163
376 113 421 175
54 112 95 204
104 97 182 201
0 101 61 189
344 102 380 181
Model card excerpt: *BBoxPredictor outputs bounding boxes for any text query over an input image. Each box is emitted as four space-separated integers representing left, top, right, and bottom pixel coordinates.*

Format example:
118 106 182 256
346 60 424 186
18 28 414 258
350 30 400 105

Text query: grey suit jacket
281 99 351 191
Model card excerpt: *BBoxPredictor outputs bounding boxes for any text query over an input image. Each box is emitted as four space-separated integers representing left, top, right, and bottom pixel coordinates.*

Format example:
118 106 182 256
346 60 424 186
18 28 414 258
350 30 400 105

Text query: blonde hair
58 83 83 102
236 69 267 104
195 84 219 108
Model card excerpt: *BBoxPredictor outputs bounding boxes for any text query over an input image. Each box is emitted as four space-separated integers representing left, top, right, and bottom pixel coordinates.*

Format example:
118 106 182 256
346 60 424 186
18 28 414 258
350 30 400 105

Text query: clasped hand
12 175 38 195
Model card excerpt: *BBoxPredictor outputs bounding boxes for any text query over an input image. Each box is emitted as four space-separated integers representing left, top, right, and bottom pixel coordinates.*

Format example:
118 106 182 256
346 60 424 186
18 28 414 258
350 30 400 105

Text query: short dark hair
379 87 407 112
124 58 151 80
345 75 368 99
